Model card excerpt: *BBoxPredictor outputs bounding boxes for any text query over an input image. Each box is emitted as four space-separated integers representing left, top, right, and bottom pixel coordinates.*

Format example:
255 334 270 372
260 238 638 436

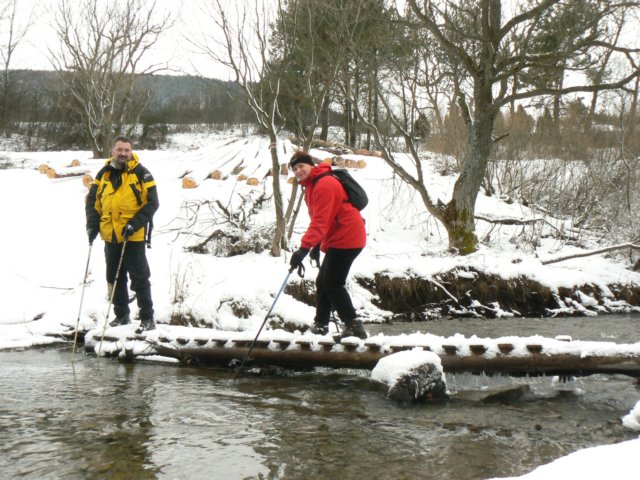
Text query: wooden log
246 177 259 186
345 159 358 169
46 165 92 179
70 159 81 167
357 159 367 169
334 156 346 167
82 173 93 188
280 164 288 175
182 176 198 188
469 344 487 355
38 164 50 174
526 344 543 353
150 344 640 378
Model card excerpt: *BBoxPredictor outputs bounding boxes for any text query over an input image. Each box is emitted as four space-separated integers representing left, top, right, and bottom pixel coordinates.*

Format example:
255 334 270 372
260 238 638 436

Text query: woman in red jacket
288 151 367 339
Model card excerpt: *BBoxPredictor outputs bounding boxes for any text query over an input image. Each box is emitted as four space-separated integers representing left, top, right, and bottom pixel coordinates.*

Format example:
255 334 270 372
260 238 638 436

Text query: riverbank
1 134 640 348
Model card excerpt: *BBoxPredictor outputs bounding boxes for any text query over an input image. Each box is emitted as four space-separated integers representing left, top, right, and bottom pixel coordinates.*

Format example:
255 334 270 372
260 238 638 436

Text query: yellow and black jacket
86 153 159 244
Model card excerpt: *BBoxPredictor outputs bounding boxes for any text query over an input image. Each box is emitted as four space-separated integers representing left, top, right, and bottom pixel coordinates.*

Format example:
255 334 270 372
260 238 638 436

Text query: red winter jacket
299 163 366 251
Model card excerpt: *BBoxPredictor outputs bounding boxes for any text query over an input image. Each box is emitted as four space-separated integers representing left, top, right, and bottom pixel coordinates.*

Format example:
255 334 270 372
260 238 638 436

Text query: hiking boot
135 318 156 334
335 319 367 341
109 315 131 327
310 323 329 335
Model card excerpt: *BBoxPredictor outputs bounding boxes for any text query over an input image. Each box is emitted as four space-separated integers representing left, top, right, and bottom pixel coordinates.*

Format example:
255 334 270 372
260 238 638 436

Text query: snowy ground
1 132 639 478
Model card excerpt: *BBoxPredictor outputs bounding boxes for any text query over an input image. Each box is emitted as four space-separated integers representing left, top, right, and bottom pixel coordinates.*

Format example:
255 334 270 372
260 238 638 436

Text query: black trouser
105 241 153 320
315 248 362 326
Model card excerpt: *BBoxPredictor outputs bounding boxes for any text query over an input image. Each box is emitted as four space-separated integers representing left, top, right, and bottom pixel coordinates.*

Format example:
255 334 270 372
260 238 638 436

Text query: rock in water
371 349 448 403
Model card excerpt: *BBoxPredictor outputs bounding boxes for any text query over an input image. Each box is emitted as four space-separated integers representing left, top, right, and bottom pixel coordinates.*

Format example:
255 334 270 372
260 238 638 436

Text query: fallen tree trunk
475 214 563 238
541 243 640 265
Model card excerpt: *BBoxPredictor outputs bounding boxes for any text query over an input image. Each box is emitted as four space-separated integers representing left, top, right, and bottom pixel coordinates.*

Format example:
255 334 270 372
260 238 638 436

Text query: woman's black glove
309 244 320 267
289 248 309 273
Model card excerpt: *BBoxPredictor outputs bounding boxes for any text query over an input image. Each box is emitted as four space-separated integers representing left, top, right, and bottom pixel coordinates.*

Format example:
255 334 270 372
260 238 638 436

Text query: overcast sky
7 0 235 79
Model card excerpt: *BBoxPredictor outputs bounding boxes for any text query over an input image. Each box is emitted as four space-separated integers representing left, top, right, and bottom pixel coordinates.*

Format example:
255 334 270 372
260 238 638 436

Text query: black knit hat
289 151 314 168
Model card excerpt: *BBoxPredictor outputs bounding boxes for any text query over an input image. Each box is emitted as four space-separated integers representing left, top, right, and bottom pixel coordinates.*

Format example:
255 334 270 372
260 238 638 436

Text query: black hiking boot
135 318 156 334
310 323 329 335
109 315 131 327
334 319 367 341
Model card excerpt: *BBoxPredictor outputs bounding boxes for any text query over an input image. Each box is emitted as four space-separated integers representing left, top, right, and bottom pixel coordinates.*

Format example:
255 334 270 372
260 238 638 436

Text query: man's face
292 162 313 182
112 141 132 167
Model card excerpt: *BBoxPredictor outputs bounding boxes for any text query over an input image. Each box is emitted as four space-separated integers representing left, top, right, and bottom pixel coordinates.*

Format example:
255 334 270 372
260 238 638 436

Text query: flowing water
1 314 640 480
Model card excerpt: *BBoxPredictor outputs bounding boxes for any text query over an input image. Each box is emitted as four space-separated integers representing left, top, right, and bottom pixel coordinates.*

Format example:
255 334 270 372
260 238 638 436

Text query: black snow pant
314 247 362 327
105 240 154 321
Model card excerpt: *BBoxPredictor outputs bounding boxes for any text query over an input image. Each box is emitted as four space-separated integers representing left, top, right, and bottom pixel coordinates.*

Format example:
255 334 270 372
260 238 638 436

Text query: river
1 314 639 479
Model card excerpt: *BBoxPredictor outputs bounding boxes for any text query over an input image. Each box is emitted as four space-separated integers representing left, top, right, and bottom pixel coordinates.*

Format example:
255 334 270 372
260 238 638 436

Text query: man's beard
115 156 129 167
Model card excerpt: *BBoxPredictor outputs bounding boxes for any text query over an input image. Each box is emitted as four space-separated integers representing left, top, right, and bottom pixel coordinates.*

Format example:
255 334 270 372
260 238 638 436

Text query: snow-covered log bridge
83 326 640 377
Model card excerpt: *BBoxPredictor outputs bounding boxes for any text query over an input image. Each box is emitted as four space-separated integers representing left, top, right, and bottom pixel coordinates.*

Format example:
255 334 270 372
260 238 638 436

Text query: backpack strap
311 172 349 203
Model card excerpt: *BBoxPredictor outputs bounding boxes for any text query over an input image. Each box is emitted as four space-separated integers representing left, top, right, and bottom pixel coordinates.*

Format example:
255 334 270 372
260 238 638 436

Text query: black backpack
312 169 369 210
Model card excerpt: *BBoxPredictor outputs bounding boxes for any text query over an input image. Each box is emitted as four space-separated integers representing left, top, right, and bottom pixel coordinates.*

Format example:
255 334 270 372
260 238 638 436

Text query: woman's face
292 162 313 182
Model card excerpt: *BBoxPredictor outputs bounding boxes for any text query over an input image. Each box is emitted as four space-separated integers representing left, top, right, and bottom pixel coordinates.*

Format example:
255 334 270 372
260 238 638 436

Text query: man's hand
289 248 309 272
122 224 136 241
87 227 99 245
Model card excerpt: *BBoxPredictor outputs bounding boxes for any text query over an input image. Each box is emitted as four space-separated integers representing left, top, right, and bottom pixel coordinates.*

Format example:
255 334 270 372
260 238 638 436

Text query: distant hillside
5 70 254 125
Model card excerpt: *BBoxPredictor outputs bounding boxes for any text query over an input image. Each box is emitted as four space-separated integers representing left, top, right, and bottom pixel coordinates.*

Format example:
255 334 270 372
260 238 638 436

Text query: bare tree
191 0 291 256
50 0 170 158
0 0 34 131
361 0 640 254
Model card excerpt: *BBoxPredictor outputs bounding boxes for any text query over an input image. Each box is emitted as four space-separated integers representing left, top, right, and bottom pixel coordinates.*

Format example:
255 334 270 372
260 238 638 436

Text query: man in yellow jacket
85 136 160 333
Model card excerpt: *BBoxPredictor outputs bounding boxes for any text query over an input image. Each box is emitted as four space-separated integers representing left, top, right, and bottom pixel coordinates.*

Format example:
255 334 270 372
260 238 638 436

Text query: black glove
309 244 320 267
289 248 309 272
87 227 99 245
122 223 136 241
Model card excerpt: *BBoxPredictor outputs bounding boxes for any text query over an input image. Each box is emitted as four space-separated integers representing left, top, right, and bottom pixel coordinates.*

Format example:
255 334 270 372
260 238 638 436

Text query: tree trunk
269 133 285 257
319 95 329 141
444 86 495 254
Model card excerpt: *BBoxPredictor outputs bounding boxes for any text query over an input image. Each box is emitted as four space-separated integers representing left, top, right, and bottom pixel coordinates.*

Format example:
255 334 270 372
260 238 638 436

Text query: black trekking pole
233 264 303 380
72 243 93 355
98 240 128 356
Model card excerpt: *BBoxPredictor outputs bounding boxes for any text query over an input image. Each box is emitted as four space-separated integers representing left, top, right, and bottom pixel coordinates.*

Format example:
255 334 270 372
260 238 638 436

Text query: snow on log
46 165 92 179
371 348 448 402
